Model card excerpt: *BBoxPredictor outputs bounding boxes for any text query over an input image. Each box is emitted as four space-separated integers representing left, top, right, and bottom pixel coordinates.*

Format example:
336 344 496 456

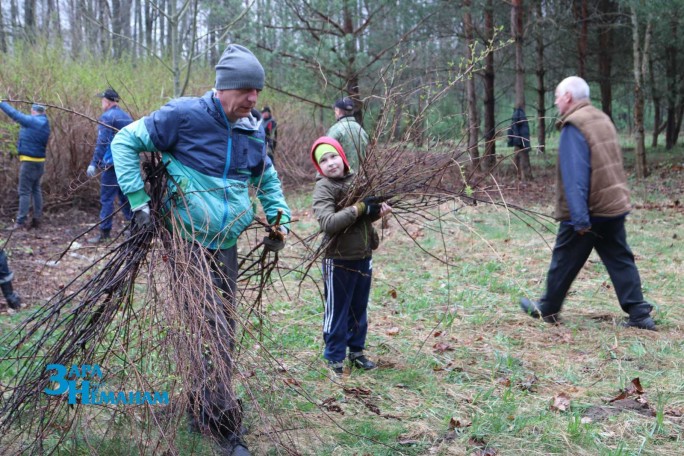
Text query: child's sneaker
328 360 344 376
349 352 376 370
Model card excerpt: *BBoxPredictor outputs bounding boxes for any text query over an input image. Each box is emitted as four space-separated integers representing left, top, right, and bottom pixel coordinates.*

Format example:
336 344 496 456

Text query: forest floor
1 151 682 455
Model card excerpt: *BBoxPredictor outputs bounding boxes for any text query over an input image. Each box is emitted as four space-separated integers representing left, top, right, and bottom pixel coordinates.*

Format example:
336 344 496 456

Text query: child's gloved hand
355 196 381 218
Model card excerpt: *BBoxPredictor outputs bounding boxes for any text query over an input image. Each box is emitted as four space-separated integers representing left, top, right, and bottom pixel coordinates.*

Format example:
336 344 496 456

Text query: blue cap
32 104 46 113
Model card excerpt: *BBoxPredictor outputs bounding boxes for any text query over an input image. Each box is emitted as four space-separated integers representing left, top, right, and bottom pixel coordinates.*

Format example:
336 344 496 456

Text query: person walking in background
0 100 50 230
86 88 134 243
261 106 277 164
519 76 656 331
325 97 368 172
310 136 391 376
0 248 21 313
507 106 530 151
111 44 290 456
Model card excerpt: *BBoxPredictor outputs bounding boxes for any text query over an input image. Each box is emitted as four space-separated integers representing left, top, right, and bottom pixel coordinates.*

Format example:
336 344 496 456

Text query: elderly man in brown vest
520 76 655 330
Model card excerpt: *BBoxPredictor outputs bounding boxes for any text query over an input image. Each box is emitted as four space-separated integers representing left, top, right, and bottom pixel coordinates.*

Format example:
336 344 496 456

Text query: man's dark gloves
132 204 152 231
262 236 285 252
263 226 287 253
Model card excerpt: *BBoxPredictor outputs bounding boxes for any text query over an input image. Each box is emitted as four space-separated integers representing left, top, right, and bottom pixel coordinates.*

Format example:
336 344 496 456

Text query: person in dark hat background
111 44 290 456
0 98 51 230
86 88 133 243
260 106 278 164
325 97 368 172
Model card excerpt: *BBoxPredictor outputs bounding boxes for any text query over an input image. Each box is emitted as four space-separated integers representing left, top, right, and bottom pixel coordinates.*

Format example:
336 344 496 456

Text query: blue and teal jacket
111 90 291 250
90 105 133 168
0 101 50 162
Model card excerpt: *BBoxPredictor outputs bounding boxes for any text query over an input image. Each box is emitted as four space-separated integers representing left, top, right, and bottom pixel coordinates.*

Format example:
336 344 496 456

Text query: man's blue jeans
99 167 132 232
17 161 45 225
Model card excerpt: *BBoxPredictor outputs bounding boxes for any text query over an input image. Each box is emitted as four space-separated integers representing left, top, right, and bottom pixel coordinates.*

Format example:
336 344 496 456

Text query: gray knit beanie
215 45 265 90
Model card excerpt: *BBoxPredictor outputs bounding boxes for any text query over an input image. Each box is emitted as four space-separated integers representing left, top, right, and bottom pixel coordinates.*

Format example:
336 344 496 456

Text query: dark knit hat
31 104 46 113
97 88 120 102
215 45 265 91
261 106 271 114
334 97 354 111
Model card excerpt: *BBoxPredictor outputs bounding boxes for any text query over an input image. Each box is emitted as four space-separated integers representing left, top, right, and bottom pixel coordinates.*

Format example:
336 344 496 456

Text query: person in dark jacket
112 44 290 456
86 88 134 243
0 248 21 312
0 101 51 230
310 136 391 376
519 76 655 331
507 107 530 149
261 106 277 163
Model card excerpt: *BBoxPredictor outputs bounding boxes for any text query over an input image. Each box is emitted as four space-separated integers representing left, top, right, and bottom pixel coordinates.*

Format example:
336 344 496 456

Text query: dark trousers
182 243 242 440
322 257 372 363
0 250 13 284
539 218 650 318
17 161 44 224
99 167 132 232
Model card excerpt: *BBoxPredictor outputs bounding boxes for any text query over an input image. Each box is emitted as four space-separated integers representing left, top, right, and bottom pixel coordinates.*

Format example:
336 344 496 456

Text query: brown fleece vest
554 101 631 221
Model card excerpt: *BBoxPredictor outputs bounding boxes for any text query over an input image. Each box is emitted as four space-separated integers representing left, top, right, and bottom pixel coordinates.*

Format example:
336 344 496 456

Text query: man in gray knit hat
111 44 290 456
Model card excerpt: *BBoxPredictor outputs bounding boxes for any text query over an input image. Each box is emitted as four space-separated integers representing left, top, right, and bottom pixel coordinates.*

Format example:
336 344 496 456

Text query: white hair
556 76 590 101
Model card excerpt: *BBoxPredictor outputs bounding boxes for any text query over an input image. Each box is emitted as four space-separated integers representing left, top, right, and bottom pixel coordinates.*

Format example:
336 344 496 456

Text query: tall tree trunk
144 0 153 54
534 0 546 155
45 0 61 41
597 0 615 118
482 0 496 172
463 0 479 170
0 0 7 52
649 46 662 148
665 18 678 149
574 0 588 78
512 0 532 181
631 8 650 179
342 0 362 124
24 0 36 43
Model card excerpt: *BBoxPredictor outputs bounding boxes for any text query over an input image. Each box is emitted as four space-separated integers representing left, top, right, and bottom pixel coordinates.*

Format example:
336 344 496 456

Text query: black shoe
621 315 656 331
1 282 21 309
519 298 558 323
88 230 111 244
349 352 376 370
6 292 21 310
30 219 42 229
220 436 251 456
327 360 344 376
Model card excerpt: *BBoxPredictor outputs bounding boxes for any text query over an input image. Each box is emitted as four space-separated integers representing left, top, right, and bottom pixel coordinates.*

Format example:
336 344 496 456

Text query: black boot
622 303 656 331
88 229 111 244
519 298 559 323
1 281 21 310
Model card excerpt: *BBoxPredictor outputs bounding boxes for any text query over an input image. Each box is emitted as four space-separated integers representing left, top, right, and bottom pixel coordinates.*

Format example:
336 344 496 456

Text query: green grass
2 150 683 455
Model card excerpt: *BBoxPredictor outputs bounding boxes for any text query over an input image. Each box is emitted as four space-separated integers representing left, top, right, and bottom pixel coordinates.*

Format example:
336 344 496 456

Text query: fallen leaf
550 393 571 412
519 374 538 392
497 377 511 387
386 327 400 336
580 417 592 424
433 342 454 353
389 289 398 299
449 417 471 430
433 330 443 337
609 377 645 403
282 377 300 386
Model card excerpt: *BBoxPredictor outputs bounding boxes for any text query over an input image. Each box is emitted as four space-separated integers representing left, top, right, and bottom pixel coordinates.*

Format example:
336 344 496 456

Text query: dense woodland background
1 0 683 212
